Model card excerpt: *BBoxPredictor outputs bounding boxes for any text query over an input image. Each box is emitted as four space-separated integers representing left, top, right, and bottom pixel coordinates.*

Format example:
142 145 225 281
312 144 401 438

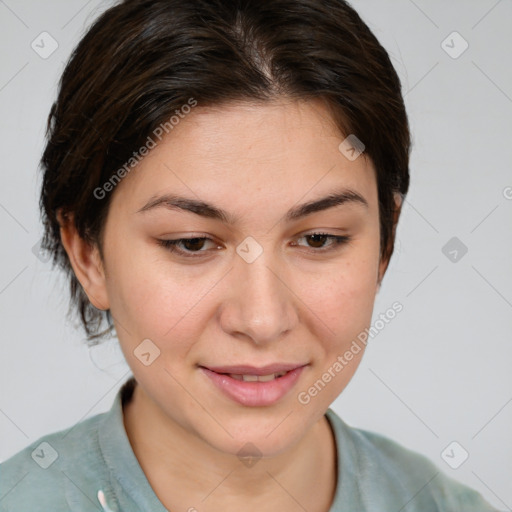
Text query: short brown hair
40 0 411 343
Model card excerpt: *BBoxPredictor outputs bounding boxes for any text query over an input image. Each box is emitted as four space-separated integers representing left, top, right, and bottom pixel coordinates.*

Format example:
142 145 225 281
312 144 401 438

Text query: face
83 99 388 456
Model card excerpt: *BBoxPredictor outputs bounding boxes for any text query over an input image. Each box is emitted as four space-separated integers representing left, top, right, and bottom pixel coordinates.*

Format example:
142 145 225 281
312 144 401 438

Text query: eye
157 237 220 257
293 232 351 253
157 232 351 259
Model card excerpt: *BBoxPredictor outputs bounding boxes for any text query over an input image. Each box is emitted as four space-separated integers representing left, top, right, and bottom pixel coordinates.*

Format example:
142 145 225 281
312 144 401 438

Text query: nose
218 247 298 346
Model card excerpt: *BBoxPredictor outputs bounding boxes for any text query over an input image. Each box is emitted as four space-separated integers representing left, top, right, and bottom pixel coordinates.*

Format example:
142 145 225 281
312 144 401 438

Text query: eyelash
157 232 351 258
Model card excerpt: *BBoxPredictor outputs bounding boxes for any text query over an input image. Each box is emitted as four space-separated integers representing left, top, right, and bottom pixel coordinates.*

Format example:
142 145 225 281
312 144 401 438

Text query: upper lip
201 363 307 375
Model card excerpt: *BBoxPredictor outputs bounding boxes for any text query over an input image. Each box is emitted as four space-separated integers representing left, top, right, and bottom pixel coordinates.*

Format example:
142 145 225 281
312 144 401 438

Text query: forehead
153 98 351 167
109 98 378 216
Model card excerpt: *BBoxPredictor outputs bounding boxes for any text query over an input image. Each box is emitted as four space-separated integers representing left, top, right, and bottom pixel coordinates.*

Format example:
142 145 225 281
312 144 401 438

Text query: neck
122 381 337 512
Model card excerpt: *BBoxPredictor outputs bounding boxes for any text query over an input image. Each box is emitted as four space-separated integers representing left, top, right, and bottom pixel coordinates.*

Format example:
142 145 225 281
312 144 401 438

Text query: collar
97 377 356 511
98 377 168 512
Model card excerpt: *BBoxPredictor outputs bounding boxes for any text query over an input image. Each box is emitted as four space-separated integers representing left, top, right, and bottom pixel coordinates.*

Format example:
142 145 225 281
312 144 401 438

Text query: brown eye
294 232 351 252
305 233 330 248
158 237 219 257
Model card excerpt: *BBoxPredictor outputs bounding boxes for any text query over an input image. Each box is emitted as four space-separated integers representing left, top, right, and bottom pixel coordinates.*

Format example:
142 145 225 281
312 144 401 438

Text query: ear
57 210 110 311
377 194 403 289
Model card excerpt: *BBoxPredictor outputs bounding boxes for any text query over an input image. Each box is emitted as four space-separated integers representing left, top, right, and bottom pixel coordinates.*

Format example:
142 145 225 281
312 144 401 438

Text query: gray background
0 0 511 509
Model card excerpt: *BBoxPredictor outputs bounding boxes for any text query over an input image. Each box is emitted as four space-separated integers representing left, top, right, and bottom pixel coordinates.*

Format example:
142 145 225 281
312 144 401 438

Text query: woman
0 0 500 510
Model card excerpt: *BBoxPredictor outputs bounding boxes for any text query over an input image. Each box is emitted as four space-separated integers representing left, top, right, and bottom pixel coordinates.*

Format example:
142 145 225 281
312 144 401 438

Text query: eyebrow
136 188 368 224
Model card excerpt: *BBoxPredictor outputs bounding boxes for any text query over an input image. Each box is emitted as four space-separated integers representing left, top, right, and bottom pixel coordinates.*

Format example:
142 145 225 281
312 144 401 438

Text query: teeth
228 371 288 382
257 373 275 382
243 374 259 382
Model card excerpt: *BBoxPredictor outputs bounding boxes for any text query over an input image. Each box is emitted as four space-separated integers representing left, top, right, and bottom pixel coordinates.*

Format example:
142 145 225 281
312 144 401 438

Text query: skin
59 98 400 512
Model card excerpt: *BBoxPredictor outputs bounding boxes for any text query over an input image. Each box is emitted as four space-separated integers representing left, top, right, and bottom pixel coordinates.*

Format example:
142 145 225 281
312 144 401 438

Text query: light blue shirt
0 377 500 511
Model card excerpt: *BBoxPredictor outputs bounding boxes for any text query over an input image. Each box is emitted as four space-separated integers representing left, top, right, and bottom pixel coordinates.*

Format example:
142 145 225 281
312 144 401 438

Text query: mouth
199 363 308 406
224 372 288 382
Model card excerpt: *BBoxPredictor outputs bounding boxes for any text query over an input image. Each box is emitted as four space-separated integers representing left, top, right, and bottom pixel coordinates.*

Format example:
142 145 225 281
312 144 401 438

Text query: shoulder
0 412 108 512
326 409 500 511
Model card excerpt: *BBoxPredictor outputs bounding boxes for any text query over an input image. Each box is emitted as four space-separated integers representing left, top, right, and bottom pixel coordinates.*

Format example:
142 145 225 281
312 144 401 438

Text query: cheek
300 246 379 343
294 253 379 408
103 239 204 344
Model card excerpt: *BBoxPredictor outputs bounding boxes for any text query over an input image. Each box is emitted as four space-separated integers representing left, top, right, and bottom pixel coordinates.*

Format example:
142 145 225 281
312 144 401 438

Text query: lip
200 364 308 407
203 363 305 376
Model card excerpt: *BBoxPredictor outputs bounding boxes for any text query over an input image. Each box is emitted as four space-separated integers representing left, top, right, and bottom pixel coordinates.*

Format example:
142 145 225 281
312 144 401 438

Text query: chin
192 407 318 459
208 427 303 460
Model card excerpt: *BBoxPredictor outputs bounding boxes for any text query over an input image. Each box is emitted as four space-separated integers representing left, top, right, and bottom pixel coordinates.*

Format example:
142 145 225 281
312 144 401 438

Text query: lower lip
200 366 306 407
